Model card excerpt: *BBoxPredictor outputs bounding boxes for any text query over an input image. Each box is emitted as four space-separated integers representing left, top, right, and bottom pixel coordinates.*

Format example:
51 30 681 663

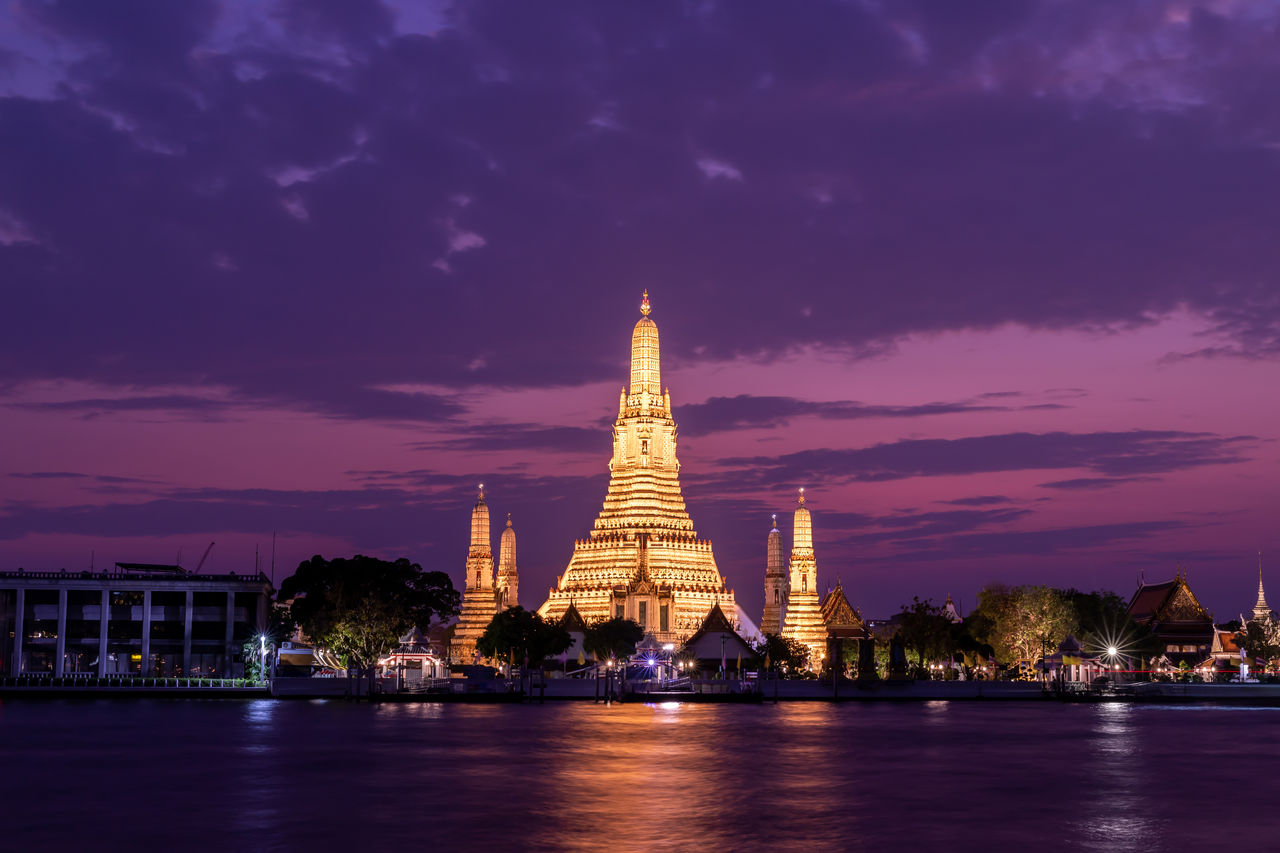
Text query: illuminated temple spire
1253 552 1270 621
538 293 738 638
466 485 492 590
451 484 499 662
629 289 661 402
780 488 827 667
761 514 788 635
497 513 518 609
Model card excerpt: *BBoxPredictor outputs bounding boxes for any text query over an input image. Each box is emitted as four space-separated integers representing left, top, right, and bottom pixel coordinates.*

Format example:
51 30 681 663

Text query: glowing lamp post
259 634 268 684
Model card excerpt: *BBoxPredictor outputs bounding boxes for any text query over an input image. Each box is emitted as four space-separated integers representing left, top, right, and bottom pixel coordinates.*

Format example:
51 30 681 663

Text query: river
2 699 1273 851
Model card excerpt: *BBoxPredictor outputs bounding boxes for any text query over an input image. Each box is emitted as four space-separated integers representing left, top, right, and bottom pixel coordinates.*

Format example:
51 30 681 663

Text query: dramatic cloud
2 1 1279 617
718 430 1256 485
677 395 1006 436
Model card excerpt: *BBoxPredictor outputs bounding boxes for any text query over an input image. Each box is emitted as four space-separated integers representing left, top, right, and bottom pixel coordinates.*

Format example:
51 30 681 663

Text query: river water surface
3 699 1276 851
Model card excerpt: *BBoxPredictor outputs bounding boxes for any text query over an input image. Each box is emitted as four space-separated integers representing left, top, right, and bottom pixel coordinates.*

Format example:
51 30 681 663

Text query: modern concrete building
0 563 272 678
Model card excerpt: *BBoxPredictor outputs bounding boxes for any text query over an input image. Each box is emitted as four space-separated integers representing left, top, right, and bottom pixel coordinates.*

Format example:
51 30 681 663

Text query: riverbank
8 677 1280 704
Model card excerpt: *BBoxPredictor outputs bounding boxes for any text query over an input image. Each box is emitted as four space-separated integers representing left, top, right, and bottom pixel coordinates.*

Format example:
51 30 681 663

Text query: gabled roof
1127 575 1212 625
559 602 588 633
681 603 749 652
695 602 736 635
1127 580 1177 622
1211 628 1242 655
820 582 863 630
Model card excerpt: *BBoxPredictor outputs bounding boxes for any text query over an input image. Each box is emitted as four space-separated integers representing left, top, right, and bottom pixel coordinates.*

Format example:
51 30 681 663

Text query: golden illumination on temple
760 514 787 634
451 486 520 663
780 488 827 664
537 293 739 639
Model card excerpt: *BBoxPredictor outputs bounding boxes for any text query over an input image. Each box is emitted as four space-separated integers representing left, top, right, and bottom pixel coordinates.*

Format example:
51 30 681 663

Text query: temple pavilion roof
1127 573 1212 626
820 582 864 633
559 602 589 633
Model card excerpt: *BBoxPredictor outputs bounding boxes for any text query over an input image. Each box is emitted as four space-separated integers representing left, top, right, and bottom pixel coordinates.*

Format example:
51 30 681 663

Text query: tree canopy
1239 617 1280 663
1062 588 1161 662
279 554 459 673
896 597 956 670
969 584 1076 667
753 633 811 674
583 617 644 662
477 606 572 668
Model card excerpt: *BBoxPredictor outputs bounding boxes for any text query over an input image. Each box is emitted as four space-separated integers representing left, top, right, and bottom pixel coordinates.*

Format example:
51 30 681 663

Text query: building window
615 604 624 619
802 574 807 593
638 601 648 627
641 439 649 455
660 604 669 633
774 589 780 604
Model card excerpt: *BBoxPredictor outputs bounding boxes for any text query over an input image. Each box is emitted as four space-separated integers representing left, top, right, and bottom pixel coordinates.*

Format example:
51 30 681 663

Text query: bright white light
1107 646 1119 657
647 658 655 667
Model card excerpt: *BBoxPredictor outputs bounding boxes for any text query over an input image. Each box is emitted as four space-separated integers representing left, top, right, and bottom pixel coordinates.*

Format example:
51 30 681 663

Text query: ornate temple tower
1252 555 1271 622
497 513 518 609
451 485 499 663
538 292 739 639
780 489 827 667
760 514 788 635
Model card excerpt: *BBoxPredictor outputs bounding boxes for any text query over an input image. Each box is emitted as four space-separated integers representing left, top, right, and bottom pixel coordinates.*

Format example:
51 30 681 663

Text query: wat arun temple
450 292 848 665
536 291 741 640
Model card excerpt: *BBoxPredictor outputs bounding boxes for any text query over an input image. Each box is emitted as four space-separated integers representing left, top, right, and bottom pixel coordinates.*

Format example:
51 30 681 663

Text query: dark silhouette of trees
896 597 955 673
583 617 644 662
753 634 811 675
477 606 572 670
279 555 459 691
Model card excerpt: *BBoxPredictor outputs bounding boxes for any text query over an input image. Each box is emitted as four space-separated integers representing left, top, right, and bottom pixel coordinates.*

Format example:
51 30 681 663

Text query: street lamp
259 634 268 684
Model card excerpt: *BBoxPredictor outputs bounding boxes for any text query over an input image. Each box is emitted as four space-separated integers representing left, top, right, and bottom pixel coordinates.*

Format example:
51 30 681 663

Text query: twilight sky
2 0 1278 623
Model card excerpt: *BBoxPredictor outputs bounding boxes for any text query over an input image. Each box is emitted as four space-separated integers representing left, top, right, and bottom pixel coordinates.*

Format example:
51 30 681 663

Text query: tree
1238 617 1280 665
752 634 810 675
583 617 644 662
279 555 460 693
896 597 955 675
476 606 572 671
1063 588 1161 666
969 584 1076 672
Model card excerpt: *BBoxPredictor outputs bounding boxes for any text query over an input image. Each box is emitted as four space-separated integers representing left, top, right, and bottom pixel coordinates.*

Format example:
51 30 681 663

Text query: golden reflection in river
529 703 863 853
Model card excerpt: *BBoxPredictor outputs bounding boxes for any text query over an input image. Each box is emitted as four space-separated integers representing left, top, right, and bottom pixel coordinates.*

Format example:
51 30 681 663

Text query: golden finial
640 289 651 317
506 512 512 528
798 487 806 506
478 483 485 500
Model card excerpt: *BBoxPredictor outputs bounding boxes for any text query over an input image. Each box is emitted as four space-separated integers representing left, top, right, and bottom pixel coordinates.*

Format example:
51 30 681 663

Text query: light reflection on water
3 699 1280 851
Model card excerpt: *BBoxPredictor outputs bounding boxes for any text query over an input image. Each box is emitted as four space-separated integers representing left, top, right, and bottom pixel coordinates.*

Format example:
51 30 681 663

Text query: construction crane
194 541 215 573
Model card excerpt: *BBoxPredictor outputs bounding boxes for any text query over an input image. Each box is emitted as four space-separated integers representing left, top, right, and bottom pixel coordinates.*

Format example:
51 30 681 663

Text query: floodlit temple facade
779 490 829 665
537 292 740 641
450 487 520 663
760 515 787 635
497 513 518 609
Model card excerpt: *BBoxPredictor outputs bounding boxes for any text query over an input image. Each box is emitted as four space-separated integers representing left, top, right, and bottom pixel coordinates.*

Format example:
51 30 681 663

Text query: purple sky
2 0 1278 623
